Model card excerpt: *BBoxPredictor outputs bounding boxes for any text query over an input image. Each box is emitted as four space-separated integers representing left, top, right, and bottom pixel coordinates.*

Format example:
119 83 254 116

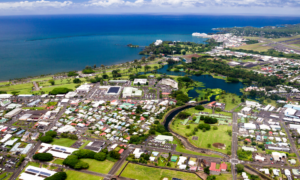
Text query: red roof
126 136 130 140
220 162 227 170
100 132 106 136
70 123 77 126
245 139 251 142
269 131 273 134
102 127 106 131
140 117 145 120
119 149 124 154
209 162 220 172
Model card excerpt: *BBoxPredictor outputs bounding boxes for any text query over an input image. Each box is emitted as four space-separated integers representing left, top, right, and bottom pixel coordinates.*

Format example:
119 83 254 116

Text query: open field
0 83 33 94
31 76 53 82
271 35 300 42
51 138 76 147
183 107 232 117
0 172 13 180
218 93 242 111
66 170 103 180
233 43 273 52
53 158 64 165
172 138 223 158
171 119 232 154
121 163 200 180
80 159 115 174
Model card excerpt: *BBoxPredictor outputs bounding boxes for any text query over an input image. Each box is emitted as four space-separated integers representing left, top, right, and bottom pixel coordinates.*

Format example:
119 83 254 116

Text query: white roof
0 94 12 99
57 125 76 133
19 166 56 180
285 108 297 116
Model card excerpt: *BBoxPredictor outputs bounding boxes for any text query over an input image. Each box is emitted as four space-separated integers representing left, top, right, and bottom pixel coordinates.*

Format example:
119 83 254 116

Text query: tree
45 131 57 137
45 172 67 180
73 78 82 84
33 153 53 161
11 91 20 96
204 167 210 174
207 176 216 180
40 136 53 143
94 152 107 161
68 71 78 77
63 155 79 168
48 80 55 85
195 105 204 110
109 150 121 160
207 144 211 148
236 164 244 173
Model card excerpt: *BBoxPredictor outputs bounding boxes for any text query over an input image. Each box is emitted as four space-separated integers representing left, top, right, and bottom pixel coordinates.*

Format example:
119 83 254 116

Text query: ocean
0 15 300 81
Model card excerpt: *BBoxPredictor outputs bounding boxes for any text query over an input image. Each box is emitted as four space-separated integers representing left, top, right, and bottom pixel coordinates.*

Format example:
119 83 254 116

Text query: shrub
45 131 57 137
45 172 67 180
195 105 204 110
49 88 72 95
73 78 82 84
33 153 53 161
94 152 107 161
213 126 218 130
40 136 53 143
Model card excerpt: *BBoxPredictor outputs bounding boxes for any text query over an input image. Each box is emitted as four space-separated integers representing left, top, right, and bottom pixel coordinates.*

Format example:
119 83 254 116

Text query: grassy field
271 35 300 42
31 76 53 82
0 172 13 180
121 163 199 180
53 158 64 165
218 93 242 111
66 170 103 180
215 174 233 180
0 81 9 86
172 138 222 158
183 107 232 117
243 36 261 40
171 119 232 154
233 43 272 52
51 138 76 147
0 83 33 94
80 159 115 174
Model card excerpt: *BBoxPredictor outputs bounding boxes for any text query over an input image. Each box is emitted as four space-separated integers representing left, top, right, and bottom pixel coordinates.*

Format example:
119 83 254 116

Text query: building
57 125 76 133
220 162 227 172
289 124 300 129
209 162 220 173
109 80 129 84
244 123 256 130
133 79 147 85
38 143 77 159
160 78 178 89
4 108 22 118
0 94 12 99
241 107 251 114
21 131 31 142
76 84 92 93
122 87 142 98
154 39 163 46
245 101 261 108
154 135 174 142
242 146 257 152
133 148 143 158
19 165 56 180
272 152 286 161
65 91 77 98
84 140 105 152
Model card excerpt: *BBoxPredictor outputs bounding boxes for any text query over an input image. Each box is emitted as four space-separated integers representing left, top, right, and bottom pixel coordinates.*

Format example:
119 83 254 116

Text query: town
1 33 300 180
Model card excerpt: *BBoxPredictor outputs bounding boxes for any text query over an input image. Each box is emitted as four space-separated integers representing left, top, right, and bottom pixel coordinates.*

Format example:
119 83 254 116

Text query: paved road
231 112 239 180
280 121 300 162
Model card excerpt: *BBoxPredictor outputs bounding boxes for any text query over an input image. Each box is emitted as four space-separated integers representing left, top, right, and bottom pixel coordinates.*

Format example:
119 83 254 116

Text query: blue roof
284 104 300 111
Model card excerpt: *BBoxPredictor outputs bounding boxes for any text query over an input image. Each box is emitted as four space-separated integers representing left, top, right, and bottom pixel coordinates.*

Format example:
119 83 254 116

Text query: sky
0 0 300 16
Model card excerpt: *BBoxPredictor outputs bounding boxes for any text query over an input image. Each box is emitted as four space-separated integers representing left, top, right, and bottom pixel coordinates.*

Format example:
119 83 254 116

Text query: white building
0 94 12 99
133 79 147 85
76 84 92 93
57 125 76 133
241 107 251 114
19 165 56 180
65 91 77 98
154 135 173 142
245 101 261 108
154 39 163 46
38 143 77 159
161 78 178 89
244 123 256 130
122 87 142 98
4 108 22 118
133 148 143 158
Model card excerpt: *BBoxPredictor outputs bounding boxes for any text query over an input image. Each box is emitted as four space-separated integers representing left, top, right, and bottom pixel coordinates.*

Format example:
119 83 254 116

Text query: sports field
80 159 115 174
51 138 76 147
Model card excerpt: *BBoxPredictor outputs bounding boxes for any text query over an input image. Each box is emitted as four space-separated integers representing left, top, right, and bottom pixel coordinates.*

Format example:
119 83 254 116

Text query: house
273 169 280 176
255 155 266 161
154 135 173 142
289 159 296 165
220 162 227 172
76 84 92 93
244 123 256 130
133 148 143 158
241 107 251 114
133 79 147 85
272 152 286 161
209 162 220 172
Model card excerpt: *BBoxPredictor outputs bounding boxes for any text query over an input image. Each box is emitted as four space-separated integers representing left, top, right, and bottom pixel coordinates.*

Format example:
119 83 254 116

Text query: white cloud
0 0 72 9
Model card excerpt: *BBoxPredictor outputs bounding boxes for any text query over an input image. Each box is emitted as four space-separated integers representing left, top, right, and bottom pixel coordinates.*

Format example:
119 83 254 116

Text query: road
231 112 239 180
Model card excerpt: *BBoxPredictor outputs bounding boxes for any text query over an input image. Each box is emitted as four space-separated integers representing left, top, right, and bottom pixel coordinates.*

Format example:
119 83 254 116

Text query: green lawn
172 137 222 158
80 159 115 174
0 83 33 94
0 172 13 180
0 81 9 86
215 174 233 180
66 170 103 180
121 163 199 180
31 76 53 82
234 106 243 112
218 93 242 111
53 158 64 165
232 43 272 52
171 120 232 154
51 138 76 147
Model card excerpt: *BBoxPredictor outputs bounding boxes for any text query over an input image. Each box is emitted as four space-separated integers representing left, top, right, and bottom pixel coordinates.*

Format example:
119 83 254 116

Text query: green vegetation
218 93 242 111
45 172 67 180
79 140 90 149
33 153 53 161
65 171 103 180
230 48 300 59
233 43 272 52
171 118 232 153
49 87 73 95
80 159 115 174
121 163 199 180
0 172 13 180
53 158 64 165
51 138 77 147
217 25 300 38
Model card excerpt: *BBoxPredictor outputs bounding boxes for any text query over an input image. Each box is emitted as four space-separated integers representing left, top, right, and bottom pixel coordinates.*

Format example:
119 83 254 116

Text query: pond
156 64 244 99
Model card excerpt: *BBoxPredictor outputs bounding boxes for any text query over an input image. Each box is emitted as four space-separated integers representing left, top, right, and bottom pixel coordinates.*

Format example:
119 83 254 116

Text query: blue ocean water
0 15 300 81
